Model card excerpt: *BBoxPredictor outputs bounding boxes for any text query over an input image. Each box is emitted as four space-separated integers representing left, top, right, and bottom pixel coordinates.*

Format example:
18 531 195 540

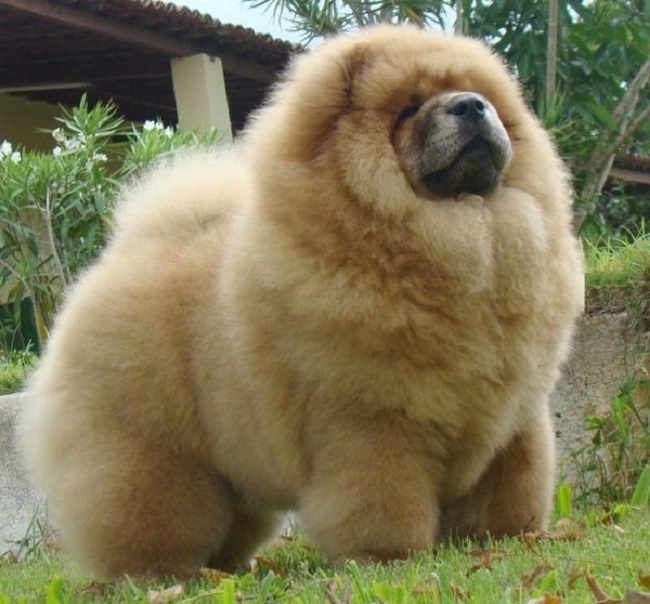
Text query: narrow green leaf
631 465 650 507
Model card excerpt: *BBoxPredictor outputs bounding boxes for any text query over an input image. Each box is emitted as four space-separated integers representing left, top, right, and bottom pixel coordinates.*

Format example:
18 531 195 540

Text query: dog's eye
396 105 420 125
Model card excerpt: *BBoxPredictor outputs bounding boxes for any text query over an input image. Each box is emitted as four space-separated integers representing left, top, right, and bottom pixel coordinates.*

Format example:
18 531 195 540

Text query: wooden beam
92 87 178 115
0 55 172 87
609 167 650 185
0 0 279 82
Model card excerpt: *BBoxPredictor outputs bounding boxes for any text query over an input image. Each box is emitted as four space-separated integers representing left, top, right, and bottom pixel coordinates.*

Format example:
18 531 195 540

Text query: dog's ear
338 43 373 111
250 40 373 163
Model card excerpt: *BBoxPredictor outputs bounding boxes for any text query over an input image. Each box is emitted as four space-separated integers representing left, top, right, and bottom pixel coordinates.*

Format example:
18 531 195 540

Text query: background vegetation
0 97 218 355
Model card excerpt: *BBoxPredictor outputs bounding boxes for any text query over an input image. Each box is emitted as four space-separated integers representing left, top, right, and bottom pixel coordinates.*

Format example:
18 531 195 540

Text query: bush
0 96 219 354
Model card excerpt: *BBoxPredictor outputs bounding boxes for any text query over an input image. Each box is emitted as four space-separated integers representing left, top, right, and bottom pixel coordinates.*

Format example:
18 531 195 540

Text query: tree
244 0 451 42
579 57 650 221
546 0 559 110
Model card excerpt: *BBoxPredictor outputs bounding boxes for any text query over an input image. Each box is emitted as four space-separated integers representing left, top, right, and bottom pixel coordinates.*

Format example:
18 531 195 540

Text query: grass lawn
583 233 649 318
0 350 36 395
1 509 649 603
584 233 650 288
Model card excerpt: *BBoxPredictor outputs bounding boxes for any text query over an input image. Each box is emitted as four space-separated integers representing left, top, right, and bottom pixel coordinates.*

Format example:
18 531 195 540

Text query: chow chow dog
19 25 583 579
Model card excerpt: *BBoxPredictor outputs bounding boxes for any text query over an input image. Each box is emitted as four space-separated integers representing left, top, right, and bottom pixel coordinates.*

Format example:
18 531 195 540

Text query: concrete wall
171 53 233 142
549 313 646 460
0 393 43 553
0 94 61 152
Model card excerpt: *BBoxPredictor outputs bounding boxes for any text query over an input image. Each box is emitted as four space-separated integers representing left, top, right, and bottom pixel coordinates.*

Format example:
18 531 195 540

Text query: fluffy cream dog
19 25 583 579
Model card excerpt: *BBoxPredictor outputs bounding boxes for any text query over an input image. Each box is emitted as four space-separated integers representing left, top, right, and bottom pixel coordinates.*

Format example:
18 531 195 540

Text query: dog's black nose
448 94 487 122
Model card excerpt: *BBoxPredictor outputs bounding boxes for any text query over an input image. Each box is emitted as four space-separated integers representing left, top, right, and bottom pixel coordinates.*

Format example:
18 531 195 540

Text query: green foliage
585 231 650 288
468 0 648 126
631 465 650 506
2 511 650 603
245 0 450 43
0 96 219 353
6 512 56 565
580 188 650 241
45 576 71 604
555 483 574 518
569 377 650 508
0 348 37 394
124 119 222 172
0 97 123 344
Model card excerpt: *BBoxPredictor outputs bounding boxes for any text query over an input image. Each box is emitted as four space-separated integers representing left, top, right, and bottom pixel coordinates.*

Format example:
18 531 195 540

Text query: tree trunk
546 0 558 112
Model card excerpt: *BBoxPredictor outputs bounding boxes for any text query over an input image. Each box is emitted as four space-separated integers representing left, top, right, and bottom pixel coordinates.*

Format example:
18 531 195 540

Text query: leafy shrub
0 96 219 353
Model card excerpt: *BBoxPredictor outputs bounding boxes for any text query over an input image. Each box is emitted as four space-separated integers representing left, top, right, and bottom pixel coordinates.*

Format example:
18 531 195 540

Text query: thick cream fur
19 26 583 579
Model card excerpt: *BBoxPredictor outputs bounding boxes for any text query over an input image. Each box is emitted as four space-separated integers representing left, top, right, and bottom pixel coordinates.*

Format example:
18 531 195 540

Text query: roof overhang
0 0 298 129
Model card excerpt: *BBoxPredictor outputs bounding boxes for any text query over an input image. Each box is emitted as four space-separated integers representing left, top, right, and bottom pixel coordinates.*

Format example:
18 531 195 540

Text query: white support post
171 54 233 143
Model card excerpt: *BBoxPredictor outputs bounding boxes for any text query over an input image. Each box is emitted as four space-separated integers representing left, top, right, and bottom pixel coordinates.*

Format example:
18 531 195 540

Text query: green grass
584 232 650 288
0 349 37 395
583 232 649 320
1 510 649 603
